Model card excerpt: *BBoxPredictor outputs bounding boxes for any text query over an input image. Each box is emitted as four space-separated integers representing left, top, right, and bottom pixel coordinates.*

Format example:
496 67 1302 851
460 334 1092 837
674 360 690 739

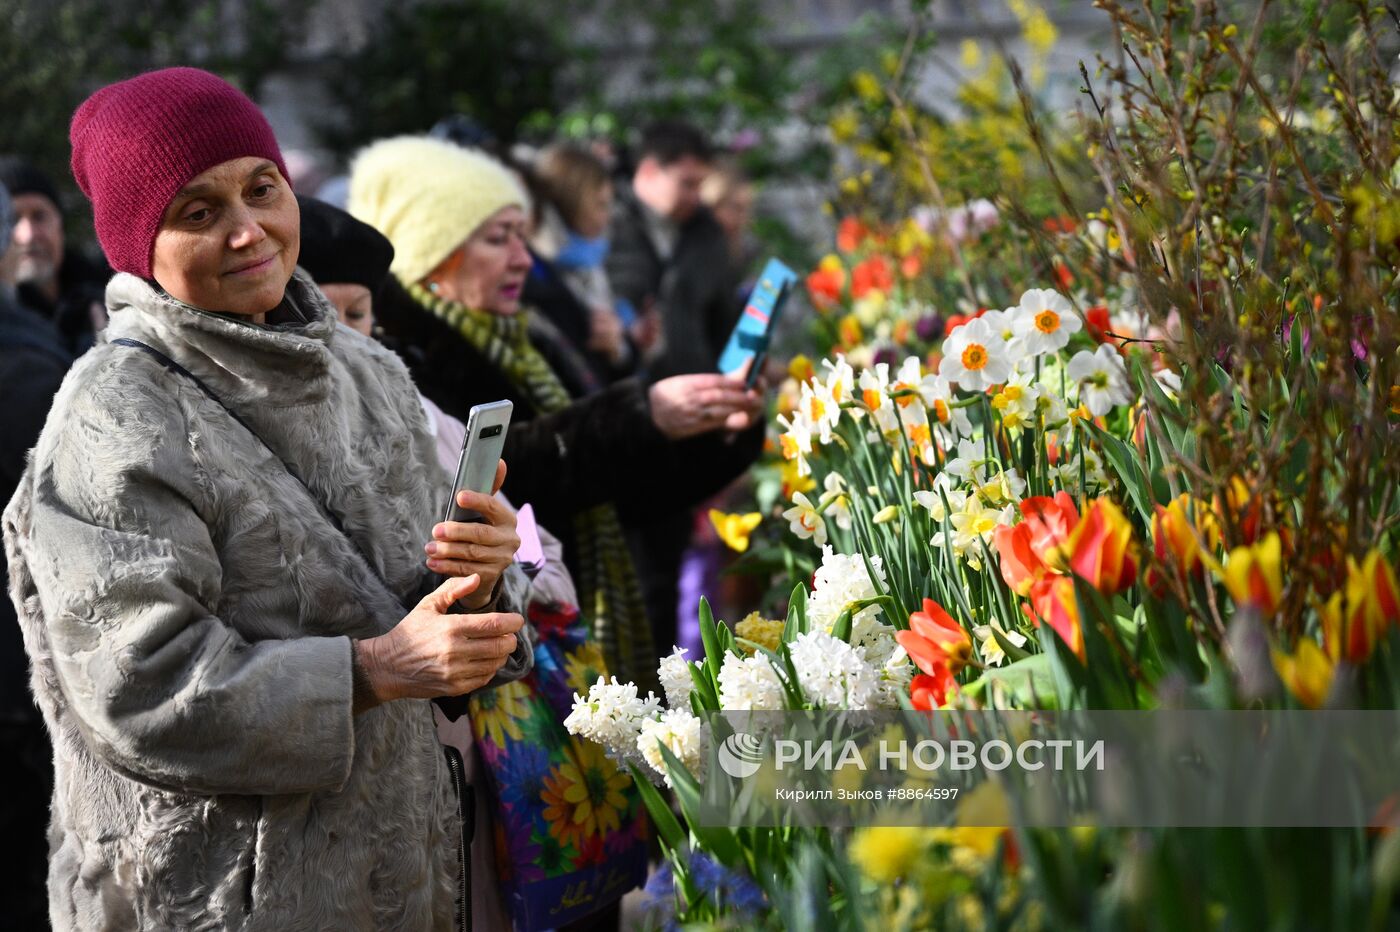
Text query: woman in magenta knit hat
3 67 532 931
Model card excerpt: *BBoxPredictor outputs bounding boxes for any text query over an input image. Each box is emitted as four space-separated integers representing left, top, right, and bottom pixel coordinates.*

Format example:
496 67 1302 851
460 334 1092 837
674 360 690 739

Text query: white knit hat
347 136 529 286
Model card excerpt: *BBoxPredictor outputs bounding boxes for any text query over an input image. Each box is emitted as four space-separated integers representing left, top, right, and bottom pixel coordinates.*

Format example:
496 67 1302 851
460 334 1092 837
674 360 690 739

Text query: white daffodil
1012 288 1080 357
800 379 839 444
919 371 974 443
890 356 926 413
822 355 857 410
945 437 994 484
776 411 814 477
976 468 1027 507
1067 343 1134 416
1153 367 1183 399
941 316 1013 391
990 369 1041 431
935 495 1016 567
913 475 966 522
1053 443 1109 492
980 308 1024 357
782 491 828 547
1035 381 1071 428
858 363 898 433
820 472 853 530
973 625 1028 667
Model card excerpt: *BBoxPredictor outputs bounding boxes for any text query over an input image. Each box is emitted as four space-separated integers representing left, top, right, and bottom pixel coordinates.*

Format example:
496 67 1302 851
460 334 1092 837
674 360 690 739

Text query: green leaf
628 763 685 854
829 608 854 643
963 653 1057 707
699 597 723 677
656 743 745 867
1089 424 1154 523
783 582 809 641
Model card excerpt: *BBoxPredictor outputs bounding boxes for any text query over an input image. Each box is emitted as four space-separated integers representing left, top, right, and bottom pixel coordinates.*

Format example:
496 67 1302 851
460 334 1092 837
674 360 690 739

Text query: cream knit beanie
347 136 529 286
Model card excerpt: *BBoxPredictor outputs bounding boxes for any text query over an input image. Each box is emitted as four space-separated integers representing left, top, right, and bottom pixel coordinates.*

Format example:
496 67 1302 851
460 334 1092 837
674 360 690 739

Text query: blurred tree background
0 0 307 240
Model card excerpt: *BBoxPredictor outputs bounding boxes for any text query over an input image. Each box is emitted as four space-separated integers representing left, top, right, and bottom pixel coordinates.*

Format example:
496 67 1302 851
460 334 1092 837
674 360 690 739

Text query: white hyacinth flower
657 646 697 711
717 651 788 711
637 710 708 786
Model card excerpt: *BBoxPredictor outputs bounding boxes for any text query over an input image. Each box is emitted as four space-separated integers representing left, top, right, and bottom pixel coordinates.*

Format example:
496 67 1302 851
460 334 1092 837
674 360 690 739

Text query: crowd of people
0 67 766 931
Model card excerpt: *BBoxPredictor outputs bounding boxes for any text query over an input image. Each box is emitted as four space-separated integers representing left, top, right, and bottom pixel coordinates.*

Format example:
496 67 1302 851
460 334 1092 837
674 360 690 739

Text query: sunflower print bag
468 602 649 930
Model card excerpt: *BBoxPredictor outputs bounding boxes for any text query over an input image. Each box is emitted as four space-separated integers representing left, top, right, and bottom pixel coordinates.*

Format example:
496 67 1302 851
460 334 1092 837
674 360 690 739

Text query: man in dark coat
0 156 111 354
606 121 739 381
605 121 749 651
0 180 73 930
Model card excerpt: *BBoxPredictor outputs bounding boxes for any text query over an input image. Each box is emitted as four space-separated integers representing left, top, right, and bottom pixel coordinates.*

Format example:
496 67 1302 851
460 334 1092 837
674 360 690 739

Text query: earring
427 280 440 294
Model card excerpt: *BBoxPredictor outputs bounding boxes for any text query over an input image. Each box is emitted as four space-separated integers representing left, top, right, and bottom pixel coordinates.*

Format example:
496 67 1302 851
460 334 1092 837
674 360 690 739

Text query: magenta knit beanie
70 67 288 278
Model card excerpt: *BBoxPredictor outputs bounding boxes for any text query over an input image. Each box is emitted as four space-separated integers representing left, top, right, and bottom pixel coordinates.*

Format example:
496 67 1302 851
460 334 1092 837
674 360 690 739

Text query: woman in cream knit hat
350 136 765 704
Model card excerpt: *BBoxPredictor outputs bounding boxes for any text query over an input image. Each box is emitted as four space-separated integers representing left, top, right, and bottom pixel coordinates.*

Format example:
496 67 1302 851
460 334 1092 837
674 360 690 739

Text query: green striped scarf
409 282 657 694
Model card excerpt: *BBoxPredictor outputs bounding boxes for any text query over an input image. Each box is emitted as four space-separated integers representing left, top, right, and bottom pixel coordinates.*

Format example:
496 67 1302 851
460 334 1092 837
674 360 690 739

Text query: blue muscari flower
687 851 766 916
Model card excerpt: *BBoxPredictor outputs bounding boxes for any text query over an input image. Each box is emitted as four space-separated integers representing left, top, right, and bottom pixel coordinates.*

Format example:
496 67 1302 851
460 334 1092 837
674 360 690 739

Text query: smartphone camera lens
480 425 503 438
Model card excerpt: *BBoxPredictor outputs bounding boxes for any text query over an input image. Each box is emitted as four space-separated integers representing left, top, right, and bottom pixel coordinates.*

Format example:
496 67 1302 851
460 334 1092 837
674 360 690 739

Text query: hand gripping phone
443 400 513 524
717 257 799 389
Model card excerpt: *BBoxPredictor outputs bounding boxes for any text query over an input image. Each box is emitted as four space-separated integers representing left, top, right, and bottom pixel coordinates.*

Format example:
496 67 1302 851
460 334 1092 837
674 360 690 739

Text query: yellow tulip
1221 532 1284 616
1271 637 1334 709
708 509 762 553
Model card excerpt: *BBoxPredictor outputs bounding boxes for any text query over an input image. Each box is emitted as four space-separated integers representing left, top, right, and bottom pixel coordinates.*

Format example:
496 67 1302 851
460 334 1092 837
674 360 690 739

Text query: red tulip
1027 576 1085 662
1060 498 1139 594
910 666 959 710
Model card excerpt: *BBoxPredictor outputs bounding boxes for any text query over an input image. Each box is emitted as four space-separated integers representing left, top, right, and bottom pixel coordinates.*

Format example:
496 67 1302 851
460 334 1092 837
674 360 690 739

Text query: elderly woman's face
151 157 300 318
428 205 531 316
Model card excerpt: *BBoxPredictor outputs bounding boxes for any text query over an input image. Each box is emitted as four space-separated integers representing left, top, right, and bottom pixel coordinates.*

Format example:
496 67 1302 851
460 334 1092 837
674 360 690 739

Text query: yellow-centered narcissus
708 510 763 554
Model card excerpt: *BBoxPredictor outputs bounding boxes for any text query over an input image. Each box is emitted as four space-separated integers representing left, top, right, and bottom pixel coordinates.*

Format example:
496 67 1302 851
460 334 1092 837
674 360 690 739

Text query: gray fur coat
3 270 531 931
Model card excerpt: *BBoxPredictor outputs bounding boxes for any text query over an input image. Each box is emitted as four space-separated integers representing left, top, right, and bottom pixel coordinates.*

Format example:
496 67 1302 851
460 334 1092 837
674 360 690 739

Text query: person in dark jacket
524 143 641 386
0 156 111 354
605 120 738 381
605 121 749 651
350 135 764 692
0 180 73 931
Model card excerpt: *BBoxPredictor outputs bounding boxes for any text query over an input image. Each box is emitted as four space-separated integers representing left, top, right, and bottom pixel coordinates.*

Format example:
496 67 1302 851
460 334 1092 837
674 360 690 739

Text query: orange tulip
1027 576 1085 662
1322 550 1400 664
805 257 845 309
1060 498 1139 594
837 216 869 253
897 599 973 676
851 255 894 299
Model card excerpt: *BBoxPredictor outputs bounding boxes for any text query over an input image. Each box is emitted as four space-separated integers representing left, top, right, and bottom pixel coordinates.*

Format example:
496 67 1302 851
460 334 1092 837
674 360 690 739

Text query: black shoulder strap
111 336 405 609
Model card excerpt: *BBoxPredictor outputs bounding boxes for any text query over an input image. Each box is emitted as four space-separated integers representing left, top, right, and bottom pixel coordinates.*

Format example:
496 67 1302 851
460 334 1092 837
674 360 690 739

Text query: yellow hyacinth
709 509 762 553
735 613 786 653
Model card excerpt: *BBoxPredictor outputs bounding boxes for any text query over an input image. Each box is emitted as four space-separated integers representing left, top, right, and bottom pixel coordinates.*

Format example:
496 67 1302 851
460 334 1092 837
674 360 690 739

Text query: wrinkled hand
587 307 626 362
647 373 764 439
426 460 519 609
357 574 524 706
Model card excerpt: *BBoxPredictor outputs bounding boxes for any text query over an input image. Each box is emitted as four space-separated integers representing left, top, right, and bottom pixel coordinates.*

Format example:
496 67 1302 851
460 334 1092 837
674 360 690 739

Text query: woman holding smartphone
4 69 529 931
349 137 765 698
